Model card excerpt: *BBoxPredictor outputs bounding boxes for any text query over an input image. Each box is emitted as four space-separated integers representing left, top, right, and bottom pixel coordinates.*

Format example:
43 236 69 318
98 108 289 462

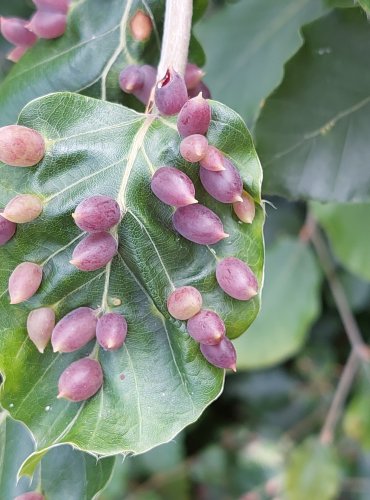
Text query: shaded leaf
256 8 370 202
285 438 341 500
312 202 370 281
0 0 35 83
0 93 264 461
195 0 327 128
234 237 321 369
0 413 114 499
0 0 207 125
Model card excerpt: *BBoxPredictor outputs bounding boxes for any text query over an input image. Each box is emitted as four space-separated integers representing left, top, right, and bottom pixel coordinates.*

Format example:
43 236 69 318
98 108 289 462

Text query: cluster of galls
0 127 128 403
0 0 69 62
119 62 210 107
140 67 258 371
0 66 257 403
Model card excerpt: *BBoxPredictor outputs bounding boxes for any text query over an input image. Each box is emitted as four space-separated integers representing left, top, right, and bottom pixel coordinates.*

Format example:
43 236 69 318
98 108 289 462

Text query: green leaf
358 0 370 15
343 384 370 449
256 8 370 202
195 0 327 128
0 0 166 125
0 93 264 459
285 438 341 500
0 0 207 125
0 413 114 499
312 202 370 281
234 237 321 369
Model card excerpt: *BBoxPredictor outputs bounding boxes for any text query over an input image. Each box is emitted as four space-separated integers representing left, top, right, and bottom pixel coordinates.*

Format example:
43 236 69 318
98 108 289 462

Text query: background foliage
1 0 370 498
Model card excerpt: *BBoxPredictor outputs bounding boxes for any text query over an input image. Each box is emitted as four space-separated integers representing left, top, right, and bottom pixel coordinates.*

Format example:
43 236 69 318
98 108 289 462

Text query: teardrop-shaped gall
0 125 45 167
14 493 45 500
167 286 202 320
57 358 103 402
200 337 237 371
51 307 97 353
132 65 156 105
9 262 42 304
0 212 16 245
96 312 127 351
185 63 204 90
199 146 225 172
151 167 197 207
188 81 211 99
70 232 118 271
27 10 66 39
119 65 144 93
173 204 228 245
73 195 121 232
199 157 243 204
233 190 255 224
180 134 208 163
33 0 70 14
3 194 43 223
7 45 28 62
187 310 225 345
155 68 188 115
27 307 55 353
130 10 152 41
216 257 258 301
177 93 211 137
0 17 37 46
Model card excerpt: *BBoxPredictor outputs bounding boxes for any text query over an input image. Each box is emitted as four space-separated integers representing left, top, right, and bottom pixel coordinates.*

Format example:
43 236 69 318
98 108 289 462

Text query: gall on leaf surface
0 92 264 463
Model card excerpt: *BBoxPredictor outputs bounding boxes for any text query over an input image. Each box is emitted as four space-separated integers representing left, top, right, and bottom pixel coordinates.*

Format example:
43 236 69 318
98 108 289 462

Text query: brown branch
301 212 370 444
303 213 370 362
320 349 359 445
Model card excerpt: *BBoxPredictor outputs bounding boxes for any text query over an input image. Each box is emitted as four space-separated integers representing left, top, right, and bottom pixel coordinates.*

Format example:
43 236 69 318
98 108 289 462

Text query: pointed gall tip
52 343 60 353
57 392 65 400
10 295 23 305
125 82 136 91
230 363 237 373
222 232 230 239
36 346 45 354
71 212 76 220
189 197 198 205
234 195 244 203
69 259 78 267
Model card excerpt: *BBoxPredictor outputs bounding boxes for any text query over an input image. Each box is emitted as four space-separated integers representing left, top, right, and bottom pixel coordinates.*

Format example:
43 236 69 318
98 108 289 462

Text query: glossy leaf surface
0 93 264 460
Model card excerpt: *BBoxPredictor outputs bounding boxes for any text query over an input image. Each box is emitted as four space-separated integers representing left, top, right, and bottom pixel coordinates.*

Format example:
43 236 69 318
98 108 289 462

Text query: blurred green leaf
312 202 370 281
285 438 341 500
235 237 322 369
0 414 114 500
256 8 370 202
343 390 370 450
195 0 327 128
